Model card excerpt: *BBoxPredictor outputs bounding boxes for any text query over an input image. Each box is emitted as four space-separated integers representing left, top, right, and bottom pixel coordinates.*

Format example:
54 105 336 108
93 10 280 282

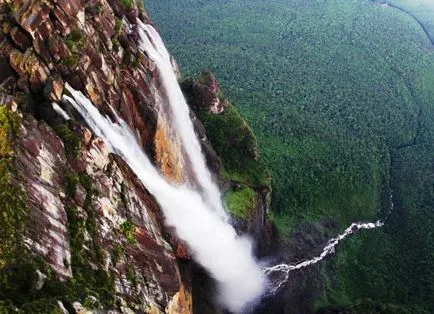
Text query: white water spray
263 220 384 293
136 20 228 221
64 87 265 313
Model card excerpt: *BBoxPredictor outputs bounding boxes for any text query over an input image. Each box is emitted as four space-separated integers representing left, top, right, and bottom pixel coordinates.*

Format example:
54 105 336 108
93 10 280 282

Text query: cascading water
134 19 394 302
136 20 228 221
63 86 266 313
136 20 401 305
52 103 70 120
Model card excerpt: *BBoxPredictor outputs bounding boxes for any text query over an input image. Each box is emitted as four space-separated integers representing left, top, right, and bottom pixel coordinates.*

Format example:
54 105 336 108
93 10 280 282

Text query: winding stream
381 2 434 46
263 219 384 293
263 192 395 294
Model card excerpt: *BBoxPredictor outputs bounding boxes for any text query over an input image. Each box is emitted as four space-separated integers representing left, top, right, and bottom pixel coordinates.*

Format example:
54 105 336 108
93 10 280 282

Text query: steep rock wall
0 0 196 312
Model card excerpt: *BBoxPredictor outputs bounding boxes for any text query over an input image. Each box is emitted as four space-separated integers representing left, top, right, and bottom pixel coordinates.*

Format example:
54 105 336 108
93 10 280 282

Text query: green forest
147 0 434 312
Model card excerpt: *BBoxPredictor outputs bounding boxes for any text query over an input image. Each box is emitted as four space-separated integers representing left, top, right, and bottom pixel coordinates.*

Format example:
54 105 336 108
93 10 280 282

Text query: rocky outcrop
182 72 272 252
186 72 224 114
0 95 189 312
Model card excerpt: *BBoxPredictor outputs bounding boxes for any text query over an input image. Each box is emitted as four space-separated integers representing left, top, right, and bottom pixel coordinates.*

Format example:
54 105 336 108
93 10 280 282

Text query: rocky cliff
0 0 271 313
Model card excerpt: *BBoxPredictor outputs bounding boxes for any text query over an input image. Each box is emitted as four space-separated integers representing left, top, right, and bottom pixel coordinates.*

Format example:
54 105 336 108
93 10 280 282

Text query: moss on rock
119 0 135 10
120 219 136 245
224 186 256 219
53 124 81 158
197 102 270 187
0 106 19 156
0 106 28 268
62 172 116 309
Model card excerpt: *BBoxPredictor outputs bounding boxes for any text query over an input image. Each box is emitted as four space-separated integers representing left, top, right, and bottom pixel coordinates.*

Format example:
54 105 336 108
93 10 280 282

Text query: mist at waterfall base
64 36 266 313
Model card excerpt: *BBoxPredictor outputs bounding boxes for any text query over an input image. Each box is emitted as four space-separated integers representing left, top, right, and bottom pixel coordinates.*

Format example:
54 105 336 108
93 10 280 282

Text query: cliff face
0 0 271 313
0 0 192 312
182 73 273 255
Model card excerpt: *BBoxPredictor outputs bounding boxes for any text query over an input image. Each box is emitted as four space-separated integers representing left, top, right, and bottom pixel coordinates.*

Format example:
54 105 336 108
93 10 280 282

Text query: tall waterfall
137 20 228 221
64 86 265 312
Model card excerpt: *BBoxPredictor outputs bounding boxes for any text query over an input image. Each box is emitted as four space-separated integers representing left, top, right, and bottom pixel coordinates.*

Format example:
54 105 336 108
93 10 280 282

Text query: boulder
10 26 32 50
44 77 64 102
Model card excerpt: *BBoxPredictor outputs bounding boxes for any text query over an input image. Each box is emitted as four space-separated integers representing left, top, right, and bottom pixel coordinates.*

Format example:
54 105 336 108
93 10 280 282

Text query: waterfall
64 86 265 313
52 103 70 120
263 220 384 293
136 20 228 221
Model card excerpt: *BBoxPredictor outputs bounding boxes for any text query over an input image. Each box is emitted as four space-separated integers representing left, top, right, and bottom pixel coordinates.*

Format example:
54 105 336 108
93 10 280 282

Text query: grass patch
65 173 79 198
119 0 134 10
224 186 256 219
125 265 138 289
66 29 85 53
61 54 79 68
54 124 81 158
111 245 124 265
0 106 20 156
119 220 136 244
114 18 123 35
